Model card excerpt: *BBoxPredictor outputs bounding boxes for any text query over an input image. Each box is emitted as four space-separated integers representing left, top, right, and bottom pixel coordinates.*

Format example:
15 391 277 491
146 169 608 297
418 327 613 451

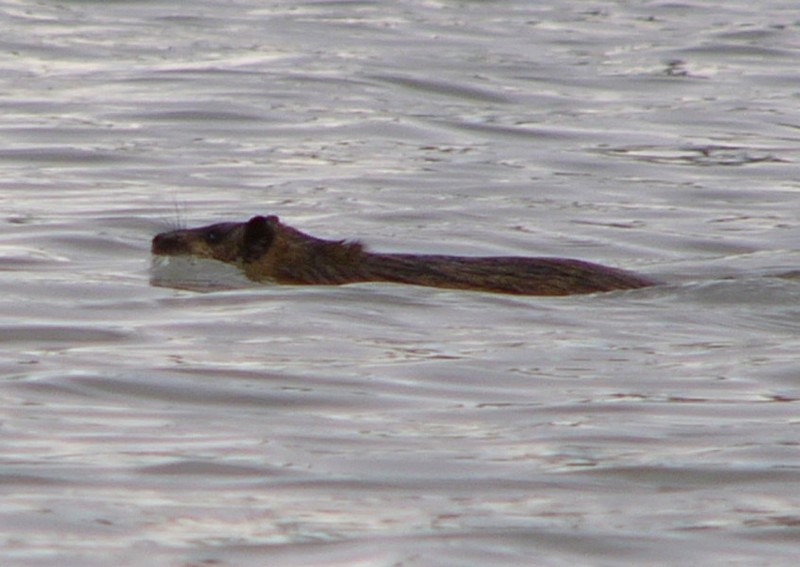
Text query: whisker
171 197 187 230
153 198 188 232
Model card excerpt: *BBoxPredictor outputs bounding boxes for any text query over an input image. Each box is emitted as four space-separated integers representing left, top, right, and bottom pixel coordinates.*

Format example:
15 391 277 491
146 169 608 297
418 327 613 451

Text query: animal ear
242 216 276 262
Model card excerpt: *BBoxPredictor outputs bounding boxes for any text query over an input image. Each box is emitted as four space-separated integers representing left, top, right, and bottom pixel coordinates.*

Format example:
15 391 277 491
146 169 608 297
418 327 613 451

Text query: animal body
151 215 655 296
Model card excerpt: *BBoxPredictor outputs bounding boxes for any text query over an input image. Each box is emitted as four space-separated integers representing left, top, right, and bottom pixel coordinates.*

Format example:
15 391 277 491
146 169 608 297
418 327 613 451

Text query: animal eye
205 229 222 244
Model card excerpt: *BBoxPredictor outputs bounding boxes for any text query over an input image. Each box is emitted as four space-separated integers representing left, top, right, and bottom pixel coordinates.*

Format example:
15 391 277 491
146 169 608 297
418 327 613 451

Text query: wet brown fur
151 215 656 296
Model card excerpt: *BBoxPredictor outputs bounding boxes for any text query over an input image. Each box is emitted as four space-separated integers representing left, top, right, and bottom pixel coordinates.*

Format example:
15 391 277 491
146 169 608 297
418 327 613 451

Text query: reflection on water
598 144 788 167
2 1 800 566
149 255 254 292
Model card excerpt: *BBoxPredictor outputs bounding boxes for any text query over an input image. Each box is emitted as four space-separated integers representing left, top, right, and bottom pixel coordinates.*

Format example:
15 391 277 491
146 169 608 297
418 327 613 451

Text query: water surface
2 1 800 565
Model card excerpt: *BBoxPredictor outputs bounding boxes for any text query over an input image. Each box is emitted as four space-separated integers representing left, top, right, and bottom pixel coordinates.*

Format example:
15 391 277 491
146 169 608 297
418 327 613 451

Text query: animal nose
151 232 179 254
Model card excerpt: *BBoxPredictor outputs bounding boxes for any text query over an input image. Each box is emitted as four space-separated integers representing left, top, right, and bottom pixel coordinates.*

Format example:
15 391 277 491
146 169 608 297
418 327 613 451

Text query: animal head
151 215 279 265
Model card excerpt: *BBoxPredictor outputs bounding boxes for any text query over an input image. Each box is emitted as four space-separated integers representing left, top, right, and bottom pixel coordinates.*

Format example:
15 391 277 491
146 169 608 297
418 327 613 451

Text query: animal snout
151 232 182 254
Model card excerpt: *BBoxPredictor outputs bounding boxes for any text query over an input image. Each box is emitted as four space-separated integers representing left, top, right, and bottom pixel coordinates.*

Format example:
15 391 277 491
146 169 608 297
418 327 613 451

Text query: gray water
2 1 800 565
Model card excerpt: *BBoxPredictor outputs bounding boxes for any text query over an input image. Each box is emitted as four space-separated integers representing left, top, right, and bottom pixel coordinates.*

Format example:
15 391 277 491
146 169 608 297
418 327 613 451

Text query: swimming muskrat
151 215 656 296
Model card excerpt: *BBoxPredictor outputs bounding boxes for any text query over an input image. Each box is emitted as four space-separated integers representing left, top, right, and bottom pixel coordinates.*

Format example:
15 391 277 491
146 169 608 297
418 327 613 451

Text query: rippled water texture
2 1 800 565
